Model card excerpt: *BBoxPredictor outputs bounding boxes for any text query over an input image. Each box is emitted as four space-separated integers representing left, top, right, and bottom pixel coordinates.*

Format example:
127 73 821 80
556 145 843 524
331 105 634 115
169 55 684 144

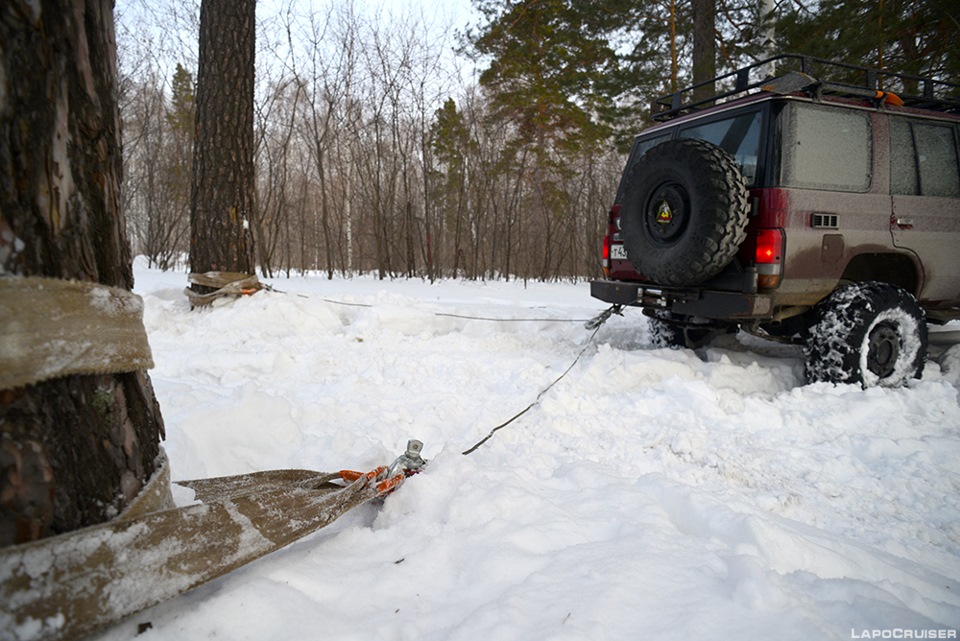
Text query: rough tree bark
691 0 717 104
0 0 164 546
189 0 257 277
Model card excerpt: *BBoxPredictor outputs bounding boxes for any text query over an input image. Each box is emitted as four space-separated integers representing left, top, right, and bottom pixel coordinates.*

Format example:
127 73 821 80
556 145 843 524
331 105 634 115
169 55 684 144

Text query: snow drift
93 260 960 640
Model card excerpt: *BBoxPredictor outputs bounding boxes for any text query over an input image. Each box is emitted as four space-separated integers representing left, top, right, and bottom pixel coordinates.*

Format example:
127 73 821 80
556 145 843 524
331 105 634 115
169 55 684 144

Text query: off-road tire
803 282 928 388
648 310 731 350
620 139 750 286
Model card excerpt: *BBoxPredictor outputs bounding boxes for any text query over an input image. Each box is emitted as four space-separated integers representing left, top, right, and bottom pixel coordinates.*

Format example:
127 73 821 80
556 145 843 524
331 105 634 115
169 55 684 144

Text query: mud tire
620 139 750 286
803 282 927 387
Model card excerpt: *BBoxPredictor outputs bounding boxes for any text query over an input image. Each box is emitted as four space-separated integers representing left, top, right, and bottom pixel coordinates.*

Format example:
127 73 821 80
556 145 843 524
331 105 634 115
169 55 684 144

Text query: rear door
773 102 893 304
889 118 960 303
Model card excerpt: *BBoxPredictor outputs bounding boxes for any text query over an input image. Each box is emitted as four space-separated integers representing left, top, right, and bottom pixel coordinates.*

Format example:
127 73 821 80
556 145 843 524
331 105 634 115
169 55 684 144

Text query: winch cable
267 288 621 456
319 296 596 324
254 285 598 323
190 272 608 325
176 283 622 456
434 311 594 323
461 306 620 456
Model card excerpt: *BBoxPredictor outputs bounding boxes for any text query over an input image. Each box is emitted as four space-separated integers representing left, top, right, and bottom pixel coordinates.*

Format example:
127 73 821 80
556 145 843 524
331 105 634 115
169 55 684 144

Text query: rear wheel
803 282 927 387
647 311 732 349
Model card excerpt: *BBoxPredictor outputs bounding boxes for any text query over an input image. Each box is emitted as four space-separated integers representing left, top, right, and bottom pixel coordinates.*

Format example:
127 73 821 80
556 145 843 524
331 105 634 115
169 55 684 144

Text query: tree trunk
691 0 717 104
189 0 257 277
0 0 164 546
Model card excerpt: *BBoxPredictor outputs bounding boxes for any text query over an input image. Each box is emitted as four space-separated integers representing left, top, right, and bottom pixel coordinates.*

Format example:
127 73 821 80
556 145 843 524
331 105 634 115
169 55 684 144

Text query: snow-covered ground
98 259 960 640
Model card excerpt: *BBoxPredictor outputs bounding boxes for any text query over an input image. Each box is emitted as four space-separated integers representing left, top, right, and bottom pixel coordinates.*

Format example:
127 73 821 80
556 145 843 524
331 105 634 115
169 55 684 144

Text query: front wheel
803 282 928 388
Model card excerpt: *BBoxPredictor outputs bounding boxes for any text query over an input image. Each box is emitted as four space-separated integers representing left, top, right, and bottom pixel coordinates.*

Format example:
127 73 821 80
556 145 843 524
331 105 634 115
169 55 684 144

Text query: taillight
602 205 619 278
755 228 784 288
602 234 611 277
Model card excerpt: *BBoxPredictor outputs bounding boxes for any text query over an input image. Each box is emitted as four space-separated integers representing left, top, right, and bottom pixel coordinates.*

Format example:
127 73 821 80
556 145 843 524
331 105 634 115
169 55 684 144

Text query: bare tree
115 0 617 284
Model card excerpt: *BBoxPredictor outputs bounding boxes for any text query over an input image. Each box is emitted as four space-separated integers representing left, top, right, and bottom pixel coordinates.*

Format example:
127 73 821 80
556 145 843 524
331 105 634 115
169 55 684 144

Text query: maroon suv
591 55 960 387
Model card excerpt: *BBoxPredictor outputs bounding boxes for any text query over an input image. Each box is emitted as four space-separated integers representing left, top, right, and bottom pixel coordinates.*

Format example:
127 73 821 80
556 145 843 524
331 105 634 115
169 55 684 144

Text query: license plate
610 244 627 261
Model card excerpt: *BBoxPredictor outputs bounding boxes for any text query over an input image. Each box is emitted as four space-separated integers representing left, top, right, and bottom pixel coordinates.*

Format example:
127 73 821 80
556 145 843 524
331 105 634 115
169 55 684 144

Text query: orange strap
339 467 405 495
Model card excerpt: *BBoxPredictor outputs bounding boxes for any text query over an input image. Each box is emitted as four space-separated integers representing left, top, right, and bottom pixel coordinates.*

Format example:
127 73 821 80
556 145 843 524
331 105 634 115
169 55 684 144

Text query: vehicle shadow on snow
598 320 806 391
599 319 960 393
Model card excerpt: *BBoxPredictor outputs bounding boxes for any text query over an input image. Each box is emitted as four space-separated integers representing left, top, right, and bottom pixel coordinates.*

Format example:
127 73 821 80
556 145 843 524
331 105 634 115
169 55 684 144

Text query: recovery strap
0 451 418 641
184 271 262 307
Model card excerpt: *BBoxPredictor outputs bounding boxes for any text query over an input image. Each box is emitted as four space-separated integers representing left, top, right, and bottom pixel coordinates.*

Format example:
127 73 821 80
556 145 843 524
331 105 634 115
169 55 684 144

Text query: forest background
117 0 960 282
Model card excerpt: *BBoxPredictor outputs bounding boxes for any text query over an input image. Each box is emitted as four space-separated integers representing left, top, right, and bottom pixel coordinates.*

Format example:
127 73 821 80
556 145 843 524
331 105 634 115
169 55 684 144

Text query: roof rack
651 53 960 121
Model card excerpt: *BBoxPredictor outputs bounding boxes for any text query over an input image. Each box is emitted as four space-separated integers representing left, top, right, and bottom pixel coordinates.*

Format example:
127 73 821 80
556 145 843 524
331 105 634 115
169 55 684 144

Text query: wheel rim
644 182 690 246
866 321 901 379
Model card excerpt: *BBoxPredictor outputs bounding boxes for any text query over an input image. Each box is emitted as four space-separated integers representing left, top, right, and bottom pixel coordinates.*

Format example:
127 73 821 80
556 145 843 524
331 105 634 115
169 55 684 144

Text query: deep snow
95 259 960 640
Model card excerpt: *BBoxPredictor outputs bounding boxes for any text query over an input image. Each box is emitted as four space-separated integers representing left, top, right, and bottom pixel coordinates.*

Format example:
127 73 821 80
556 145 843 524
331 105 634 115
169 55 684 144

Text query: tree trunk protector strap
0 277 154 391
117 448 175 521
184 271 261 307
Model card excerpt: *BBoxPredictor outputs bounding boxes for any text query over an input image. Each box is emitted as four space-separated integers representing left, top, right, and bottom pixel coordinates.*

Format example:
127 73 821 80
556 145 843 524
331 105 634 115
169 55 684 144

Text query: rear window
891 119 960 198
678 110 762 185
618 106 764 201
780 103 872 192
616 133 670 201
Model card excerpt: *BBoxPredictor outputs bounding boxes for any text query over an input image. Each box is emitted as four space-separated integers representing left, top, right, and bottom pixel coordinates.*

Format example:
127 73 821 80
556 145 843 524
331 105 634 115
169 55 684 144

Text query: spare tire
620 138 750 286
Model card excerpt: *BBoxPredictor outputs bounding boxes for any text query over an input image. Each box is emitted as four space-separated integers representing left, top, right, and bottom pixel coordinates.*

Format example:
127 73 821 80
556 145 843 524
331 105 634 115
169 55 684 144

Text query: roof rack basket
652 53 960 121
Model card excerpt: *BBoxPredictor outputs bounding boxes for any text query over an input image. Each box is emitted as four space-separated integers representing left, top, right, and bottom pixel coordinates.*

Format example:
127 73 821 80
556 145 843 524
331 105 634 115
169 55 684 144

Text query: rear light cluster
755 228 784 288
601 204 621 278
601 202 783 289
602 234 611 278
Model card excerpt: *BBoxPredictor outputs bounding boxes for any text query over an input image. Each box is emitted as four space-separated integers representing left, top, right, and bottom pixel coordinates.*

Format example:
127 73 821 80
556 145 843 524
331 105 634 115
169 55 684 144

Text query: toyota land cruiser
591 54 960 387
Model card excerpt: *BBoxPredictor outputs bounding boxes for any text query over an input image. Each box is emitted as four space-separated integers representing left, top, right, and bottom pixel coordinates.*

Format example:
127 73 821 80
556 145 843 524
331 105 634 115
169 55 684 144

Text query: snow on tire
803 282 928 388
648 310 727 350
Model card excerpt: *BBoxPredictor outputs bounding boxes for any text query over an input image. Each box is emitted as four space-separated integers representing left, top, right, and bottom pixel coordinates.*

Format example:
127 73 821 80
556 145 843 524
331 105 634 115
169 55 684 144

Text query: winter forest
116 0 960 282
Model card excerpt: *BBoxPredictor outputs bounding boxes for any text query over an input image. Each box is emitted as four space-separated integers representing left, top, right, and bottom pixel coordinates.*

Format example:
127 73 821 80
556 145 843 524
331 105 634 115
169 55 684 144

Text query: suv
591 54 960 388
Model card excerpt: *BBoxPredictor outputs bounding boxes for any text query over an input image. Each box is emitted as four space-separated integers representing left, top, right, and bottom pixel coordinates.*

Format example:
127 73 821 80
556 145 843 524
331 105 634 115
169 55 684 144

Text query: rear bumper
590 279 775 320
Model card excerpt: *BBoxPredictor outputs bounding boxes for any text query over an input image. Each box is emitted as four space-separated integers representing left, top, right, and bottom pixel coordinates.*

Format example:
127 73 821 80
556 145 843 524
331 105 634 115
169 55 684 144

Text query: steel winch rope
434 311 593 323
317 294 594 323
461 323 605 456
306 289 615 455
183 282 614 454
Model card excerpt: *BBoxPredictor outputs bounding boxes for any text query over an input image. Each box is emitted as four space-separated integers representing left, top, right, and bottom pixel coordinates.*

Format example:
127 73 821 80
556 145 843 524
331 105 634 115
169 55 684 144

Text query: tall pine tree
469 0 624 153
0 0 164 546
776 0 959 93
189 0 257 279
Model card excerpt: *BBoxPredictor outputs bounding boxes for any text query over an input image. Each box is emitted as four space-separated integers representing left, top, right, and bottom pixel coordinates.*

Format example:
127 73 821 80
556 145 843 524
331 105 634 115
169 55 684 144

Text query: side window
781 104 872 192
890 118 918 194
631 134 671 163
891 119 960 197
678 110 761 185
914 123 960 197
